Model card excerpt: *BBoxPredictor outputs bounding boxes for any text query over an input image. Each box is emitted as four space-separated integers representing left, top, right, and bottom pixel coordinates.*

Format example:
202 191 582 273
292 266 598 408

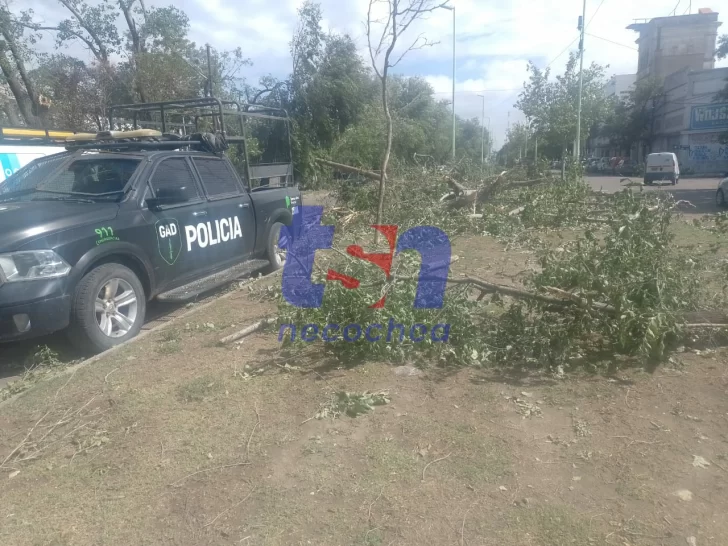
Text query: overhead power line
586 0 608 29
547 37 579 68
585 33 638 51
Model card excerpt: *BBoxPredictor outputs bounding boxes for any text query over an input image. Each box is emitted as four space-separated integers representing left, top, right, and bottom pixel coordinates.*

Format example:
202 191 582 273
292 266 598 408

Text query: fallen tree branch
314 158 380 181
220 318 277 344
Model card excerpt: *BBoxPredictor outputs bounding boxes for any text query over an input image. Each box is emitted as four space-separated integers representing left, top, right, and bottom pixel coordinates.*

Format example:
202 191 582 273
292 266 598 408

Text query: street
585 175 725 214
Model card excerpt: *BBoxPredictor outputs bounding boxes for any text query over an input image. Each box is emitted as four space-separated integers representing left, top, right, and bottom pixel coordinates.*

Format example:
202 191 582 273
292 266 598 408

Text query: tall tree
366 0 449 235
517 53 608 169
601 76 663 157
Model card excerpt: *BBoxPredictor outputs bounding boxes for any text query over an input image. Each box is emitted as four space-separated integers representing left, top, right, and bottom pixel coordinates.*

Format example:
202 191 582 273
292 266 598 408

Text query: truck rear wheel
68 263 146 353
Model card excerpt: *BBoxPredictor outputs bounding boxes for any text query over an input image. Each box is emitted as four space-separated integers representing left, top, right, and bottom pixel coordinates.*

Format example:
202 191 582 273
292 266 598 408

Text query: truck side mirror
146 186 189 210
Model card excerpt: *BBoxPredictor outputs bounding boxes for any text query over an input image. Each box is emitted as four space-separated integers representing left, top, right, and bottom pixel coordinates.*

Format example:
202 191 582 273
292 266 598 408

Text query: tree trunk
376 70 393 241
561 142 566 180
2 102 21 125
0 47 40 127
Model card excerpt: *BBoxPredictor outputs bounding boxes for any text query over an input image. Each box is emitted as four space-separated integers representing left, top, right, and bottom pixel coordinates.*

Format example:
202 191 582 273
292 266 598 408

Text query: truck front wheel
264 222 287 273
68 263 146 353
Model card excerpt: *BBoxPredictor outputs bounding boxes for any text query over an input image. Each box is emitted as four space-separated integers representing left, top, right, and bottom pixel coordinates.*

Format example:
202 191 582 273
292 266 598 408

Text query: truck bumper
0 279 71 342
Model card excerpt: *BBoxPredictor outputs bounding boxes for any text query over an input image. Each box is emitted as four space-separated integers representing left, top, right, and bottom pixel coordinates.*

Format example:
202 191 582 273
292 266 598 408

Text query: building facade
652 67 728 175
627 9 721 82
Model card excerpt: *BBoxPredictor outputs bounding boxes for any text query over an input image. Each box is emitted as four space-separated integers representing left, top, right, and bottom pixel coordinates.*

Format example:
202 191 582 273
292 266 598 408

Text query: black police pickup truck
0 125 301 353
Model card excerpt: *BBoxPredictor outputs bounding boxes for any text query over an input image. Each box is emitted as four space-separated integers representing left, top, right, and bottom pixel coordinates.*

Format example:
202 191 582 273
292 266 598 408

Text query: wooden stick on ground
220 318 277 344
422 453 452 481
314 158 380 181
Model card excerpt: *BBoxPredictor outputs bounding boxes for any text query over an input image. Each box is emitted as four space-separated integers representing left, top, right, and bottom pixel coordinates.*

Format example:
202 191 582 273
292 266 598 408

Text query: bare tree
366 0 448 237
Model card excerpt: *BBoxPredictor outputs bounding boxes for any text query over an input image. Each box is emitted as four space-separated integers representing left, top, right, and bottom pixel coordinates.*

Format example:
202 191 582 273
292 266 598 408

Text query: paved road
586 175 724 214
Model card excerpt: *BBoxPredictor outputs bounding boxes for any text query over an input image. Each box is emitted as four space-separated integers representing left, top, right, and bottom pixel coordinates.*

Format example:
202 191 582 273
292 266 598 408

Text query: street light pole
444 4 456 160
575 0 586 160
477 94 486 164
486 116 491 162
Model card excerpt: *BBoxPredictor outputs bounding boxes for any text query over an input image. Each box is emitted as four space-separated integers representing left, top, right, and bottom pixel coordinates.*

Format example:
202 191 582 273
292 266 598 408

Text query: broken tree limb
449 276 616 313
378 273 617 313
314 158 380 181
220 317 277 344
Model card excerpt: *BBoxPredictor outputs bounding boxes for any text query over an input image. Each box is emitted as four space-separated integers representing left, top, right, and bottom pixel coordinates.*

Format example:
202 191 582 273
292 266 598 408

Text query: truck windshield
0 155 141 202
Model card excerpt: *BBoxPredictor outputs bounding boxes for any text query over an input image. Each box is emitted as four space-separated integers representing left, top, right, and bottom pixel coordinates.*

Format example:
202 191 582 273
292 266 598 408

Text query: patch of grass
175 376 222 403
364 440 419 484
407 418 512 485
156 328 182 354
158 328 181 342
508 505 594 545
316 391 390 419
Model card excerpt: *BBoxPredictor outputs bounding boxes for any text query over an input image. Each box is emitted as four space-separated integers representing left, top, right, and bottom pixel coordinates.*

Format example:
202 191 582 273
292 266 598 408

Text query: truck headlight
0 250 71 282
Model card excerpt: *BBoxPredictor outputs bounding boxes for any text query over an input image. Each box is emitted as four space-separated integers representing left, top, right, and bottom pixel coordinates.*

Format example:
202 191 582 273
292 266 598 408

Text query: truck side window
150 158 199 201
192 158 241 197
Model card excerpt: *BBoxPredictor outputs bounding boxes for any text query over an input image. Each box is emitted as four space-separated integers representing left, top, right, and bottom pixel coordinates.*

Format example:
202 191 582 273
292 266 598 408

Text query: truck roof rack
107 97 290 136
103 97 294 187
64 130 231 154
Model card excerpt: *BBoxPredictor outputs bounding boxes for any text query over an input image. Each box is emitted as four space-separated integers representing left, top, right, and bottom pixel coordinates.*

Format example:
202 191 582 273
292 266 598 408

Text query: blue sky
19 0 728 147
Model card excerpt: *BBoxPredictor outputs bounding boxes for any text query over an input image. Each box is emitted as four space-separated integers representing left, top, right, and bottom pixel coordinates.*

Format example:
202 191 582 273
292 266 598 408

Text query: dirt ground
1 227 728 546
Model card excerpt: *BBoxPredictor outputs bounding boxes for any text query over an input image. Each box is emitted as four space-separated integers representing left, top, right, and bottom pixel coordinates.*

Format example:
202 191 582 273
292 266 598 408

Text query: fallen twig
368 486 384 522
203 487 256 528
104 368 120 384
0 409 51 469
422 453 452 481
168 462 251 487
461 503 476 546
314 158 380 181
246 404 260 461
220 317 277 344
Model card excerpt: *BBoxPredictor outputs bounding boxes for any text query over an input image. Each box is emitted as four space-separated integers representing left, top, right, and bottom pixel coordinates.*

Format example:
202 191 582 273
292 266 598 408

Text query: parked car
644 152 679 185
715 172 728 207
615 160 641 177
0 100 301 353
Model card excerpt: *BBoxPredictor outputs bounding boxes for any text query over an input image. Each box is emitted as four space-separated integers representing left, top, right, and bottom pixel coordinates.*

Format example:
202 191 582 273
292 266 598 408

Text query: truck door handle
239 203 250 208
192 210 207 217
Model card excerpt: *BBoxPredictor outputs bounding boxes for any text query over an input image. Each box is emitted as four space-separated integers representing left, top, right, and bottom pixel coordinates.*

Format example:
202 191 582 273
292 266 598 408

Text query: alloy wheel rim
274 227 288 265
95 278 138 338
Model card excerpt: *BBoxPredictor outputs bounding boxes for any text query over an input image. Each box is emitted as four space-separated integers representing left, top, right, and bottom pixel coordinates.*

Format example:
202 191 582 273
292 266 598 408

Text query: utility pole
506 111 510 166
486 116 491 162
575 0 586 160
450 5 457 160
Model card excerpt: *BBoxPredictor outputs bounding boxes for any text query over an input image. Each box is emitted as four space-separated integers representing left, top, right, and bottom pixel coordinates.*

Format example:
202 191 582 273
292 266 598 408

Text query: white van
644 152 679 185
